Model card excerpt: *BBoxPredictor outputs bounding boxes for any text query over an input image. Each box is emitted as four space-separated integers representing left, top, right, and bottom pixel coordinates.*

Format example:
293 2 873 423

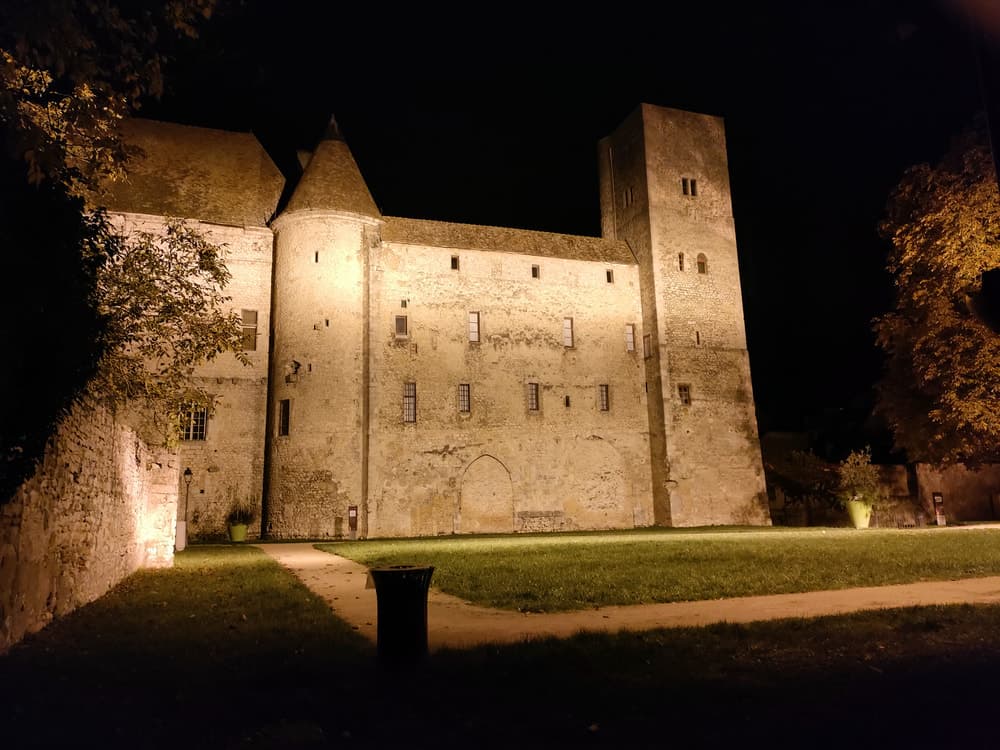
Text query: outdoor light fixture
176 467 193 552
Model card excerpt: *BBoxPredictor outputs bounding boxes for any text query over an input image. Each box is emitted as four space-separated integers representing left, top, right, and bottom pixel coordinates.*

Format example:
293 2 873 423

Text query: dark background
144 0 995 454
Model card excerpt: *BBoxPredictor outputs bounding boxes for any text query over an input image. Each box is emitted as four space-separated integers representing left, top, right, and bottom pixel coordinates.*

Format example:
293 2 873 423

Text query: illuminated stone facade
102 104 769 540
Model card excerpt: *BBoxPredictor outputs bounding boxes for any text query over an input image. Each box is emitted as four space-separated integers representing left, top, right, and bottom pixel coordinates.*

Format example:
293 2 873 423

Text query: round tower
264 121 381 538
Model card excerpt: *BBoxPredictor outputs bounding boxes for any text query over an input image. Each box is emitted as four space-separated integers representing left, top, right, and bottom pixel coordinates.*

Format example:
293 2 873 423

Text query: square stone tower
598 104 769 525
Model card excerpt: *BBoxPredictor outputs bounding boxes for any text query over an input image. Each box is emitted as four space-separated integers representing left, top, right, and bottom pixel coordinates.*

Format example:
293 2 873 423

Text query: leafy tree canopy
876 120 1000 465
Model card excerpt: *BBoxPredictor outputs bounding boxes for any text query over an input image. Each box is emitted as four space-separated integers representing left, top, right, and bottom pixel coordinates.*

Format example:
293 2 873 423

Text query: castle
98 103 770 539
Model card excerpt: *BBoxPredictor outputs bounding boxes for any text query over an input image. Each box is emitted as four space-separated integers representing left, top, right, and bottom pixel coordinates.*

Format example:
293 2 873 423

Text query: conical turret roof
284 118 380 218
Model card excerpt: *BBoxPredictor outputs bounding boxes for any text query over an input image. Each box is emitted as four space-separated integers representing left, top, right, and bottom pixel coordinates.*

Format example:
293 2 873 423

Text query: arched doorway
458 455 513 534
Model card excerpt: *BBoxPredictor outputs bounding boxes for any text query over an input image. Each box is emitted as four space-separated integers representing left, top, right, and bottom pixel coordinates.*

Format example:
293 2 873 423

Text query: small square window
403 382 417 423
625 324 636 352
643 334 652 359
241 309 258 352
678 384 692 406
606 269 614 283
563 317 574 348
451 255 460 270
527 382 539 411
458 383 471 413
181 403 207 441
599 384 610 411
468 311 480 343
395 315 409 338
278 399 290 436
531 264 540 279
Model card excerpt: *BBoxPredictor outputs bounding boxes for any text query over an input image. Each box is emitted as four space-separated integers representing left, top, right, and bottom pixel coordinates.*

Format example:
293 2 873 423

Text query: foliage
836 447 884 508
225 501 257 526
875 120 1000 464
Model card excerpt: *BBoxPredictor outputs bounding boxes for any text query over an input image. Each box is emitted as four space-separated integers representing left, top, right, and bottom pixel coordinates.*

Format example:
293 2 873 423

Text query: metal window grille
468 311 480 343
643 334 652 359
182 404 207 441
458 383 471 413
697 254 708 274
625 324 635 352
241 309 258 351
403 382 417 422
599 384 610 411
563 317 574 347
678 384 692 406
395 315 408 337
278 399 290 435
527 382 539 411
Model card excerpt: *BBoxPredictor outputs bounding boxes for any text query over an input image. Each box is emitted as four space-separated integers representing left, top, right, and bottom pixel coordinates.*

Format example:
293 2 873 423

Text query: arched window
697 253 708 274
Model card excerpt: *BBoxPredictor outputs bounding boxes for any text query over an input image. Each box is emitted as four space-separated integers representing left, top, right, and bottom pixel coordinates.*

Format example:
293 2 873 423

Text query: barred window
697 253 708 274
625 324 635 352
395 315 409 338
181 404 207 441
599 384 610 411
403 382 417 423
241 309 258 351
527 382 539 411
468 311 480 343
678 384 692 406
278 399 290 436
563 317 574 348
458 383 471 413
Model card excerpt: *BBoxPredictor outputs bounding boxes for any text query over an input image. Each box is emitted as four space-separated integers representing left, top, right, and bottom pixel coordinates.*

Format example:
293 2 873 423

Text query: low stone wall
0 400 178 652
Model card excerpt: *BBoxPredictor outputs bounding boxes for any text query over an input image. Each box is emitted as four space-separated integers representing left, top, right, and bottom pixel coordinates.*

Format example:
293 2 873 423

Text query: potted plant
836 447 884 529
225 501 257 542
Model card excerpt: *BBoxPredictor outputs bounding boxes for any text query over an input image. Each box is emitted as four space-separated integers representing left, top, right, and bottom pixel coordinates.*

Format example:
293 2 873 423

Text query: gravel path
257 542 1000 651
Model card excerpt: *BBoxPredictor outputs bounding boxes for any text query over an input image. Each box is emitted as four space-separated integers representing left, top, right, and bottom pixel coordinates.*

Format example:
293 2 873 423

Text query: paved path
257 542 1000 651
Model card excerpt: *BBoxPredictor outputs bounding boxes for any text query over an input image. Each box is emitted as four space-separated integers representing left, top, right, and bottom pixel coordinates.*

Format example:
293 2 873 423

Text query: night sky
144 0 994 443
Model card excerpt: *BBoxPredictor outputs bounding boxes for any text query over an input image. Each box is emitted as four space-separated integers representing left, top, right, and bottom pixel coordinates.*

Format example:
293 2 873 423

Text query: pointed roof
284 121 380 218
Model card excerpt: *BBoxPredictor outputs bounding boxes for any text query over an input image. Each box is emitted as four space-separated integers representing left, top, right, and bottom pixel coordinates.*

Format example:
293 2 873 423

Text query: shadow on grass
2 546 999 748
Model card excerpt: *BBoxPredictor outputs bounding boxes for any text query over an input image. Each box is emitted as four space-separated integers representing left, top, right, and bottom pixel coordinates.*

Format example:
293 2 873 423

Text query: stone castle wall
0 399 178 652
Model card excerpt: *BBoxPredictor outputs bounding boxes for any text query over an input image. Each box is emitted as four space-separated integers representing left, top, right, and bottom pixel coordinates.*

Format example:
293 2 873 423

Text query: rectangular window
682 177 689 195
643 333 652 359
599 384 610 411
181 404 207 441
678 384 692 406
468 311 480 343
400 299 407 308
527 382 539 411
691 178 698 196
403 382 417 423
625 324 636 352
451 255 460 270
606 269 614 283
678 253 685 271
458 383 471 413
531 264 540 279
563 317 574 347
395 315 409 338
278 399 290 436
241 309 258 351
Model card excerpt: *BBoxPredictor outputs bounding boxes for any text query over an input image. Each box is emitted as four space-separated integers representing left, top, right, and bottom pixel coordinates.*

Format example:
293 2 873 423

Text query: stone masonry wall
0 399 178 652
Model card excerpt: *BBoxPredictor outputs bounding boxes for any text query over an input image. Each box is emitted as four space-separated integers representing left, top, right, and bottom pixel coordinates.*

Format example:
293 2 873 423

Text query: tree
875 120 1000 464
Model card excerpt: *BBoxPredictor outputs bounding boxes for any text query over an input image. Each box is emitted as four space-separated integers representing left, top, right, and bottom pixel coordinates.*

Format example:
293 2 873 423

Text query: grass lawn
3 545 1000 748
319 526 1000 611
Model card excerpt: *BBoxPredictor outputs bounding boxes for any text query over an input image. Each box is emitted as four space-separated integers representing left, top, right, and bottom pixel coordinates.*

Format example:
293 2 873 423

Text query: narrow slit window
241 309 258 351
564 395 571 408
695 330 701 346
682 177 690 195
606 269 614 283
403 382 417 423
678 384 692 406
458 383 471 413
278 399 290 436
181 403 207 441
531 264 540 279
599 384 610 411
563 317 574 348
314 251 319 263
395 315 409 338
625 324 636 352
450 255 460 270
468 311 480 343
678 253 685 271
527 382 539 411
643 334 652 359
690 178 698 196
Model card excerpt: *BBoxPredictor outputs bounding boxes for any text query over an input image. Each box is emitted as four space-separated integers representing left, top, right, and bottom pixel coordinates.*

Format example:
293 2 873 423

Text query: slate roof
90 119 284 227
284 138 381 218
381 217 636 265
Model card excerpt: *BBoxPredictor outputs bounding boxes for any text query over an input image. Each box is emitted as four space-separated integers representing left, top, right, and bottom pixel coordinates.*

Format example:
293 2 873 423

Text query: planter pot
229 523 248 543
846 500 873 529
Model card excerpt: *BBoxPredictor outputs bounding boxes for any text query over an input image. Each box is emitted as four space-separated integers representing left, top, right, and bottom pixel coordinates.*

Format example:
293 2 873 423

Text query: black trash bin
369 564 435 667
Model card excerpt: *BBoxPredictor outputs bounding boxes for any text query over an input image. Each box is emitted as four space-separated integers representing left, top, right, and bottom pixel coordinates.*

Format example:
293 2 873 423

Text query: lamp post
176 467 193 552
